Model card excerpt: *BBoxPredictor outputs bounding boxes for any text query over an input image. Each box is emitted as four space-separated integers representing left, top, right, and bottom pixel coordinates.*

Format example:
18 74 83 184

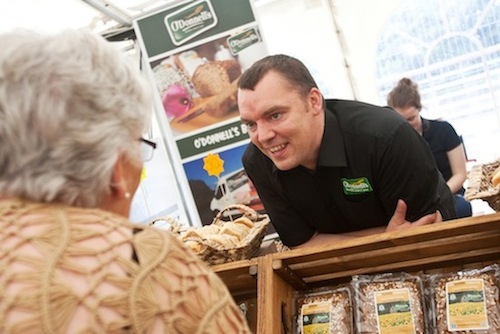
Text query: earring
124 192 131 199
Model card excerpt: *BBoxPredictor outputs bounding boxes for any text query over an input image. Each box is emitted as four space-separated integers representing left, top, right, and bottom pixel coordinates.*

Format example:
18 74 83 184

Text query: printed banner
135 0 267 225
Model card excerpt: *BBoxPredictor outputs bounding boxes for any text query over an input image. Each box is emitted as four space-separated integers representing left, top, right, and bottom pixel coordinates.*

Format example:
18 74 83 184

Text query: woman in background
387 78 472 218
0 28 250 333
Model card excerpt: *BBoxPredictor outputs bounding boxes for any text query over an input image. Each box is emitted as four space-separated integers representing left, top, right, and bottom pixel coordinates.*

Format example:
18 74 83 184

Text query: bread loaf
192 60 241 97
233 216 255 228
220 222 250 241
202 77 239 117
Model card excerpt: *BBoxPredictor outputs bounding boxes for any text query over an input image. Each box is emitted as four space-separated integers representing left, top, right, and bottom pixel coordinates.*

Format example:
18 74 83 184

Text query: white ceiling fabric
0 0 179 35
0 0 97 34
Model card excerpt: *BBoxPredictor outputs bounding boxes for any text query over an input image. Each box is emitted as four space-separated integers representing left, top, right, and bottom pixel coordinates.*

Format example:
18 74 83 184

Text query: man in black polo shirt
237 54 456 248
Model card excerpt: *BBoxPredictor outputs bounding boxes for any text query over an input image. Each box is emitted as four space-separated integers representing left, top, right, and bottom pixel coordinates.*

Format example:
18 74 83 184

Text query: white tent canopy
0 0 180 36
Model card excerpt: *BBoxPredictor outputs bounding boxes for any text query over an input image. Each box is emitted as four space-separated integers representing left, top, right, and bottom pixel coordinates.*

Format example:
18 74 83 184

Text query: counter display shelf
211 258 258 296
211 212 500 334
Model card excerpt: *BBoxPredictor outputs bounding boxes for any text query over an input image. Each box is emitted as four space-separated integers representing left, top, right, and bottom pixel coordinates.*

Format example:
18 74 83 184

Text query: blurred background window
376 0 500 163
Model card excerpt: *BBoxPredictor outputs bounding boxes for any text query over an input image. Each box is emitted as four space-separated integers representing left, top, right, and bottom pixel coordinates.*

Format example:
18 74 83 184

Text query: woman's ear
110 153 129 199
99 153 132 217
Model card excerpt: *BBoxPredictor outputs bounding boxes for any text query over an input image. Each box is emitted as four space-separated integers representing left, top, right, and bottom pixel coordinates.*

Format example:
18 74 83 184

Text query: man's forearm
291 226 386 249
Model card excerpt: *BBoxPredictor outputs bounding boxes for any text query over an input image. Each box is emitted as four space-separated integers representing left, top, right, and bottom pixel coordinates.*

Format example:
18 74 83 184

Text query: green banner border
137 0 255 57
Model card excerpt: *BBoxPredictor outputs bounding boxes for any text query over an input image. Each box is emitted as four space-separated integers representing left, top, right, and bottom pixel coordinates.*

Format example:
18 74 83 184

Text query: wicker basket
150 204 270 265
464 159 500 211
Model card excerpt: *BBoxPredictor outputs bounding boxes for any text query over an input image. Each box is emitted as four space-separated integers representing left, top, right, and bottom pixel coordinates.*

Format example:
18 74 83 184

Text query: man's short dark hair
238 54 318 97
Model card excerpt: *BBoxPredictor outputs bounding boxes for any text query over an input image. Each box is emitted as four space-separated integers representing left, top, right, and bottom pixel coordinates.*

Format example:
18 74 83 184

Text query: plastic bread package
424 263 500 334
351 272 427 334
293 285 353 334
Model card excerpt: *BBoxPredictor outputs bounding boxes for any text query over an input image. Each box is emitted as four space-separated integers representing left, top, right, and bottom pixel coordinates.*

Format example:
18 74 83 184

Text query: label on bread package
445 279 489 331
374 288 416 334
301 301 332 334
165 0 218 46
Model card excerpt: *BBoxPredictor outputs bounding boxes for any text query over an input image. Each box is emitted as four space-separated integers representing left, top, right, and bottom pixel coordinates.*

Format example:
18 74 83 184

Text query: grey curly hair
0 29 152 207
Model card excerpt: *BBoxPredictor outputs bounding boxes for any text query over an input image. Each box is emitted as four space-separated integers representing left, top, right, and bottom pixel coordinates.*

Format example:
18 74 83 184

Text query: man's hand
293 200 442 249
386 199 442 232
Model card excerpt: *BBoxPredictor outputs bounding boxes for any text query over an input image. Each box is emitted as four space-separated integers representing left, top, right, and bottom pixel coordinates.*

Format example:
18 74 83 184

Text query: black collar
316 107 347 167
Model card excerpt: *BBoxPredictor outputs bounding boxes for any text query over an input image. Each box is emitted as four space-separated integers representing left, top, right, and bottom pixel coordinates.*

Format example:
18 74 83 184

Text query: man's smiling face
238 70 324 171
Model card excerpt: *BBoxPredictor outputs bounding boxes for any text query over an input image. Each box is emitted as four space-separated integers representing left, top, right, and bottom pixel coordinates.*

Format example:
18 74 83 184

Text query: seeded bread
192 60 241 97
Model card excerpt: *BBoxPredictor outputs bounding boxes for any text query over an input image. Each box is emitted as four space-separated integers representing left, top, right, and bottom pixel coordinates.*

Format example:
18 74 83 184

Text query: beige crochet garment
0 199 251 333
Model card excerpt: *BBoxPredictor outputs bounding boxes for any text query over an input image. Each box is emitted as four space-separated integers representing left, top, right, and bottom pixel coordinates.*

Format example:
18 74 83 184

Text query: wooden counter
212 212 500 334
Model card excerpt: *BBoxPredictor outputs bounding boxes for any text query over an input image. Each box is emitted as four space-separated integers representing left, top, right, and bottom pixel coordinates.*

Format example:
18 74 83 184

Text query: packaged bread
426 264 500 333
352 272 427 334
294 286 353 334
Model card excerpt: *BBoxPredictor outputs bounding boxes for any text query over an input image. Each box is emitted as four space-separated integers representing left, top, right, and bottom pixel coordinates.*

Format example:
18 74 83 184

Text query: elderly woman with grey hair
0 29 250 333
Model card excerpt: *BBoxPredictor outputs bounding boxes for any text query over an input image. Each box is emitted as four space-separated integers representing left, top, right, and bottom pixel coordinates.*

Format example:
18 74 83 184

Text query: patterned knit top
0 199 251 333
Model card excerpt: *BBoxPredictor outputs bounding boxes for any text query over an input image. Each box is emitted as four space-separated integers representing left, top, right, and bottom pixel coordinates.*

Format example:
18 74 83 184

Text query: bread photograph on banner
151 32 266 135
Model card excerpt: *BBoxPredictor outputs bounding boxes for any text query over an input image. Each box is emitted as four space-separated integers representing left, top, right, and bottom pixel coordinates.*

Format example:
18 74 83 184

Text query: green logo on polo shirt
341 177 373 195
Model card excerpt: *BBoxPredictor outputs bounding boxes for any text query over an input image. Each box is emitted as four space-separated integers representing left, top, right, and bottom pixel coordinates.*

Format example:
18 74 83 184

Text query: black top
422 118 462 183
242 99 456 247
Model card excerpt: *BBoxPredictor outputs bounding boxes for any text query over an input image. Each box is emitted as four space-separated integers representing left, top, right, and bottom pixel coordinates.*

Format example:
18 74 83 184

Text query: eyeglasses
139 138 157 162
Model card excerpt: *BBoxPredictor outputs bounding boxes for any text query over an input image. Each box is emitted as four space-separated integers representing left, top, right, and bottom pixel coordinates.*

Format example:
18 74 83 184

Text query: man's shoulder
325 99 402 122
325 98 393 111
325 99 406 138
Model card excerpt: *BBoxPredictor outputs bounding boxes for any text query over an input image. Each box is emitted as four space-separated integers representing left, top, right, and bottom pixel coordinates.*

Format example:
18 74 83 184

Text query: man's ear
309 87 324 114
